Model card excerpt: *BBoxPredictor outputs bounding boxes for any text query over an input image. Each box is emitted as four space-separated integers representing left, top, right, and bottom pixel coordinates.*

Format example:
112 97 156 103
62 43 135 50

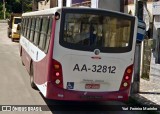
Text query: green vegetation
0 0 32 19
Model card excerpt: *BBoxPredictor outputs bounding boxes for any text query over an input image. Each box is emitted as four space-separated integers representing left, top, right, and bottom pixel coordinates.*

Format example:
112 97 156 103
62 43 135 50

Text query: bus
19 7 137 101
7 13 21 41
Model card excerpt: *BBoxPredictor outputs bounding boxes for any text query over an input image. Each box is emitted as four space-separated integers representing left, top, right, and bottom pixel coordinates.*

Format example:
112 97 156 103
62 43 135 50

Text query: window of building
63 0 66 6
50 0 58 8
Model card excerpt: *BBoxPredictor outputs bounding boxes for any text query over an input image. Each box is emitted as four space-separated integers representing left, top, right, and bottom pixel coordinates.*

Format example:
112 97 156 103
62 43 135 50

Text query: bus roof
14 17 21 19
22 7 61 17
22 7 135 18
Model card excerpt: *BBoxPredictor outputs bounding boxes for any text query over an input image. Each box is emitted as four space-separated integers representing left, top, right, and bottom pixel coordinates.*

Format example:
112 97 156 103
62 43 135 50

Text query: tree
12 1 22 13
22 0 32 13
6 0 32 13
0 0 32 19
0 1 4 19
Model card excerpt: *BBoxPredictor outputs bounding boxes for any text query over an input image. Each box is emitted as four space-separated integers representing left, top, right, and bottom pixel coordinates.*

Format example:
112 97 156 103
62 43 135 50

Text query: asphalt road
0 23 51 114
0 22 149 114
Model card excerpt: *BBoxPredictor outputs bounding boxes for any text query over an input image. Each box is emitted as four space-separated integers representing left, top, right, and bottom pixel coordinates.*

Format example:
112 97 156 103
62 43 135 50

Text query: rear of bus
47 8 137 101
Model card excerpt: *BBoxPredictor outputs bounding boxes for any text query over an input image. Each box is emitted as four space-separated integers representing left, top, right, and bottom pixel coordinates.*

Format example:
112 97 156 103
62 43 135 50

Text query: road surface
0 22 149 114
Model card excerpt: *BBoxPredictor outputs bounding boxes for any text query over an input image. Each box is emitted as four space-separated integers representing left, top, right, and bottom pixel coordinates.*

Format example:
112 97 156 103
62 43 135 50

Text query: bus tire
7 28 11 38
11 38 14 42
30 63 38 90
22 59 25 66
20 48 25 66
8 32 11 38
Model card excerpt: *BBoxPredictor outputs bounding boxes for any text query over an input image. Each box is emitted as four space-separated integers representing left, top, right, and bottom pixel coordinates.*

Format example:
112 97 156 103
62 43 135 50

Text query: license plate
85 84 100 89
73 64 116 74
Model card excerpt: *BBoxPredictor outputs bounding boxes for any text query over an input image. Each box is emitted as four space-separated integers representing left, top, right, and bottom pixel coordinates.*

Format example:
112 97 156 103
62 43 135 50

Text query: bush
0 11 4 19
0 11 11 19
6 12 10 19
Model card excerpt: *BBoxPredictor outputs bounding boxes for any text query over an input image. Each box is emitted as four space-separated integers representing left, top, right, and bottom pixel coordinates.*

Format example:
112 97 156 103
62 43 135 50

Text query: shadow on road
12 40 20 43
39 92 149 114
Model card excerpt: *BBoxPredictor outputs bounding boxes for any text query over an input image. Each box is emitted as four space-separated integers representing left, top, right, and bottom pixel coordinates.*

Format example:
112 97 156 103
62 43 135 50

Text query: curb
128 94 160 114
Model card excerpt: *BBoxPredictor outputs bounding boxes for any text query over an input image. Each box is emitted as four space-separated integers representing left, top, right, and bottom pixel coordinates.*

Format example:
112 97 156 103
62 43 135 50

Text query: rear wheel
7 28 11 38
20 48 25 66
11 37 14 42
22 61 24 66
8 32 11 38
30 63 38 90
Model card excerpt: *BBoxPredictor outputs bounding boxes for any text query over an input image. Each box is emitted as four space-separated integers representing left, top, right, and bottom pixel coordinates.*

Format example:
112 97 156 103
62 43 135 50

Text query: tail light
119 64 133 91
52 59 63 88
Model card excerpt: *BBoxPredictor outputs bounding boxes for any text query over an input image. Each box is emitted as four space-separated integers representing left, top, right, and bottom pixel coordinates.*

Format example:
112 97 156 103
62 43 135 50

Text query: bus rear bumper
46 82 130 101
12 33 20 39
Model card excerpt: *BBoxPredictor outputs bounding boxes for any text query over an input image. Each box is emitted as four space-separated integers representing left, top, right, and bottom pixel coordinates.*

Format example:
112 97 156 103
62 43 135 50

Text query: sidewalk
0 20 7 23
132 78 160 105
131 54 160 113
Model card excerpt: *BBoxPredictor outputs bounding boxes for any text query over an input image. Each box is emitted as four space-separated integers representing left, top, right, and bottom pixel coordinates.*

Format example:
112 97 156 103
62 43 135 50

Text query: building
152 0 160 74
35 0 123 11
124 0 160 83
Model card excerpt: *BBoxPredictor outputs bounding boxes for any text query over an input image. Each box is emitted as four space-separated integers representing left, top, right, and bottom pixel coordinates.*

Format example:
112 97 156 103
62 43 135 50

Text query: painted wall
71 0 120 11
38 1 50 10
98 0 120 11
66 0 72 7
145 1 160 80
124 3 135 15
152 1 160 56
153 1 160 39
38 0 121 11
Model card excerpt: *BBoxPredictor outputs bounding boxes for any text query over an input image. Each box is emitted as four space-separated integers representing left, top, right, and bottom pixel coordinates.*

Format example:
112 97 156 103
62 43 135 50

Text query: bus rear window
14 18 21 24
60 10 135 53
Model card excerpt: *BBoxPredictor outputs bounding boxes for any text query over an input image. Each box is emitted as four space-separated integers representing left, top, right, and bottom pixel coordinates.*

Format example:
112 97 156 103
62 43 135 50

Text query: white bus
19 7 137 101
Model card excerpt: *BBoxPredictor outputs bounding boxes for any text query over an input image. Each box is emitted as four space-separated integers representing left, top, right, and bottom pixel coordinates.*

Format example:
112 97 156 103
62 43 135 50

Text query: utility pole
131 0 146 94
3 0 6 19
132 0 141 94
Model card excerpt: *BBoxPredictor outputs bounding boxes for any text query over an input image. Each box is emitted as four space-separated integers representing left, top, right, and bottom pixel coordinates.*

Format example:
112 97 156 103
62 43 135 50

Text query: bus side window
21 18 24 35
39 17 49 50
24 18 29 38
27 18 32 39
21 18 23 34
22 18 26 36
34 17 42 45
44 17 52 53
23 18 26 36
30 17 36 42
